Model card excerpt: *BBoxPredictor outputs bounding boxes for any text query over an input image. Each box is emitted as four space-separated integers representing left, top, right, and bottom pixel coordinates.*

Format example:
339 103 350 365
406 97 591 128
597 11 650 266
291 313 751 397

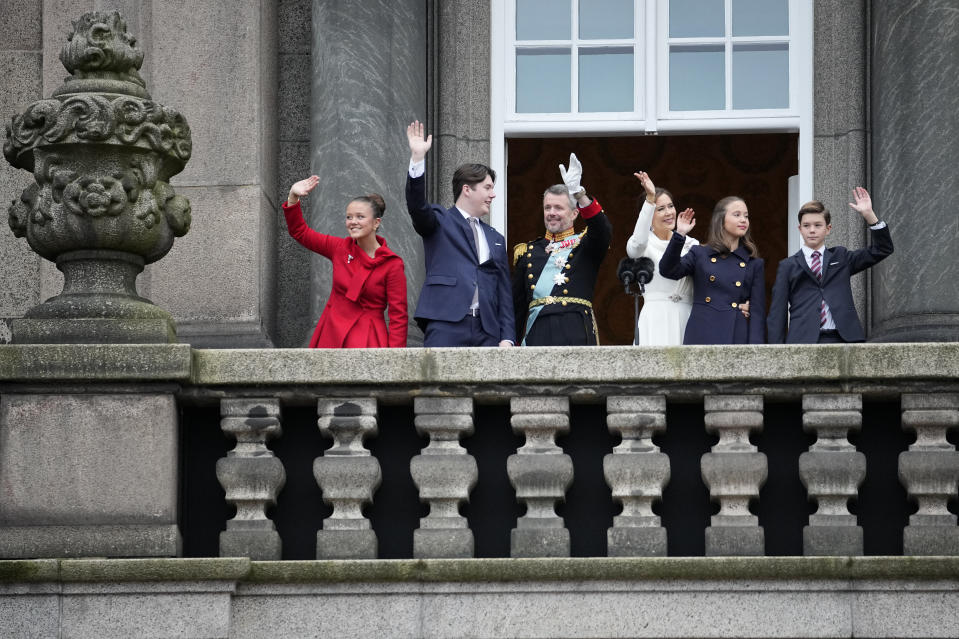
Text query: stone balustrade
1 343 958 562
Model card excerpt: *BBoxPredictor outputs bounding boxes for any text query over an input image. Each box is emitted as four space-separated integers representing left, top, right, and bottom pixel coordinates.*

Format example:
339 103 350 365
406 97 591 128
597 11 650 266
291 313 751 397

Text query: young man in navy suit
405 121 515 347
767 187 894 344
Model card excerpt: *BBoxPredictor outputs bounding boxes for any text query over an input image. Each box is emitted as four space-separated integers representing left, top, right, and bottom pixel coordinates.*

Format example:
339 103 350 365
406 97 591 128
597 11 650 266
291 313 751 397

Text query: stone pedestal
799 394 865 556
604 395 669 557
411 397 477 558
314 398 381 559
701 395 767 557
0 392 180 557
217 399 285 560
507 396 573 558
871 1 959 341
899 394 959 555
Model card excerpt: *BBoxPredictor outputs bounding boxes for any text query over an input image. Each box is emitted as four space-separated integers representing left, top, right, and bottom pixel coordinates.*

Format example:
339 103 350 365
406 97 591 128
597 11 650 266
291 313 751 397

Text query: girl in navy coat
659 196 765 344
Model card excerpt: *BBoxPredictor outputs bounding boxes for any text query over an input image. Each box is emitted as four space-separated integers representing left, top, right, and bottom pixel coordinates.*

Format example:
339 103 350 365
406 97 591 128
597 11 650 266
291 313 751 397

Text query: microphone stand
631 280 646 346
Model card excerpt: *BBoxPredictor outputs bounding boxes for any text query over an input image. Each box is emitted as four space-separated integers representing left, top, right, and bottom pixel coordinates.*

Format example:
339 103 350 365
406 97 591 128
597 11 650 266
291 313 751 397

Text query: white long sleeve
625 199 655 258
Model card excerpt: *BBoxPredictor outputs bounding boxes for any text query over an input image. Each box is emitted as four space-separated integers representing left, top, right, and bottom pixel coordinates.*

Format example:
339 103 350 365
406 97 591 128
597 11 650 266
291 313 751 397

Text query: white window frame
490 0 813 237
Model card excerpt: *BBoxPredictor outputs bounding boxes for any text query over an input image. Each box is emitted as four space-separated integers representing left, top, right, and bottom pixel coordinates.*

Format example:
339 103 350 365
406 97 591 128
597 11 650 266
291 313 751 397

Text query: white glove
559 153 584 195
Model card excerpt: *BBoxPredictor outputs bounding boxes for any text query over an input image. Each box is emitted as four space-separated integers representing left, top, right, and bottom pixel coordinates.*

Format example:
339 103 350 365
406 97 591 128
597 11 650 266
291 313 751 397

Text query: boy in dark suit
767 187 893 343
404 121 515 347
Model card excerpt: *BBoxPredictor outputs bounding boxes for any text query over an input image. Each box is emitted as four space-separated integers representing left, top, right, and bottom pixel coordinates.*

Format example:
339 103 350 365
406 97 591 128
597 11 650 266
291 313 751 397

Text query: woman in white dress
625 172 699 345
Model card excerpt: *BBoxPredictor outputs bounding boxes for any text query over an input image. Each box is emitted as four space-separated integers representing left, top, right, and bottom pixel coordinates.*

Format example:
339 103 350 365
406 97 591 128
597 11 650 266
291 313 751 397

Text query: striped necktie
811 250 826 327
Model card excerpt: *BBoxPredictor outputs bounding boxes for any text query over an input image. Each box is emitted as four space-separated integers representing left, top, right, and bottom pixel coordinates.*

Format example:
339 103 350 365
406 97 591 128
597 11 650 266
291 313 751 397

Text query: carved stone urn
3 11 191 343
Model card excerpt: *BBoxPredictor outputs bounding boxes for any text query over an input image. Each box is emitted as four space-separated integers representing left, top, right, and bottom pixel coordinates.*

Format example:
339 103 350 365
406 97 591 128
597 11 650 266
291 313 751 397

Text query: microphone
632 257 654 286
616 258 635 289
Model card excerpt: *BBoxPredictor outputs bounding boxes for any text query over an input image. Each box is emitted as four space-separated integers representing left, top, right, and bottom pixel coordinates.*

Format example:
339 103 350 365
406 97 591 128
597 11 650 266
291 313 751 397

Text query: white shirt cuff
408 159 425 178
869 220 886 230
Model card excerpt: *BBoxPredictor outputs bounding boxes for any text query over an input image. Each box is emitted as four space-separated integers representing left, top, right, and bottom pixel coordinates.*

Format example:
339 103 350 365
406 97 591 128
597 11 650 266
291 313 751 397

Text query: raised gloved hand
559 153 584 196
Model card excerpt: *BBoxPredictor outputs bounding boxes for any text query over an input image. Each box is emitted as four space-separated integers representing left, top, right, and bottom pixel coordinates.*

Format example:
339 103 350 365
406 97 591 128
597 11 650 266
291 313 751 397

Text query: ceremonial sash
522 246 573 345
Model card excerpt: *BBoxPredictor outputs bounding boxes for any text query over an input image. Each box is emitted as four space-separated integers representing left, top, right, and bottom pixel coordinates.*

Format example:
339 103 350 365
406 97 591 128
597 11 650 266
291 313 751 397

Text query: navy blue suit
766 225 893 343
406 174 515 346
660 233 766 344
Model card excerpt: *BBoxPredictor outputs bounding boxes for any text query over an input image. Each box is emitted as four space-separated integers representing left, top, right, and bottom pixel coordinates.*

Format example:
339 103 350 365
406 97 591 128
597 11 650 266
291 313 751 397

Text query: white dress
625 200 698 346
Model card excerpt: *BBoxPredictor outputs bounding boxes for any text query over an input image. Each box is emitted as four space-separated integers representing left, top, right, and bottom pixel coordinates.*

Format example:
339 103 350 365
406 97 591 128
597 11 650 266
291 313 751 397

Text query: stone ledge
190 343 959 386
3 556 957 585
0 344 192 381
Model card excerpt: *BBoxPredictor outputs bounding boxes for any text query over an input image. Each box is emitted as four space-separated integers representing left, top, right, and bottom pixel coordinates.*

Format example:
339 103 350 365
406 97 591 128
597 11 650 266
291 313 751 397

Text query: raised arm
626 171 658 258
281 176 337 257
407 120 432 164
404 120 440 236
847 186 894 273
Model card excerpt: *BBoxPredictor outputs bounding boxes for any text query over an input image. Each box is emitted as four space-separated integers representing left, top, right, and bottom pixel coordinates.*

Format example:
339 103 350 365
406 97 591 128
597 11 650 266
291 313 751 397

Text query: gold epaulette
512 243 527 266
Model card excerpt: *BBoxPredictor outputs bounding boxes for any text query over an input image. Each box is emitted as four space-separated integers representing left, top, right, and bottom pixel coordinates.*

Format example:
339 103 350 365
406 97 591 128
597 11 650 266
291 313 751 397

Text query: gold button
528 244 533 250
705 297 711 303
528 274 533 279
527 262 532 268
735 281 742 287
711 257 717 263
709 275 716 282
563 289 568 294
530 285 535 290
731 302 738 308
526 253 531 258
564 276 570 282
740 262 746 267
561 301 568 306
584 310 588 314
565 264 571 270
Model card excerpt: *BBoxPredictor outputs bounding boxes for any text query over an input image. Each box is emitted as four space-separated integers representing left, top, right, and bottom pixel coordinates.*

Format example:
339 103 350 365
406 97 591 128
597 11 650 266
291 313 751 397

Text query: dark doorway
506 133 798 345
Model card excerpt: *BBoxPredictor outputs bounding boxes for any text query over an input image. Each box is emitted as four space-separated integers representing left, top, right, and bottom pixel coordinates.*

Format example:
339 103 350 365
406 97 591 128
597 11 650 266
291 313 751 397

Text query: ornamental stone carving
3 11 191 344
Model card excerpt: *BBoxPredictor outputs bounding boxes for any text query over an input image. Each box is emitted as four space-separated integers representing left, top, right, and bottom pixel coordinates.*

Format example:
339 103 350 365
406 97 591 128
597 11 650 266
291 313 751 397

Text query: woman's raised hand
288 175 319 205
633 171 656 202
676 207 696 235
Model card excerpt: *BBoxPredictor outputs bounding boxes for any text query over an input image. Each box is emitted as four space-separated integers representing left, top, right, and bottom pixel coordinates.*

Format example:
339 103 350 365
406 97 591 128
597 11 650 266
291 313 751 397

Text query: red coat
282 202 408 348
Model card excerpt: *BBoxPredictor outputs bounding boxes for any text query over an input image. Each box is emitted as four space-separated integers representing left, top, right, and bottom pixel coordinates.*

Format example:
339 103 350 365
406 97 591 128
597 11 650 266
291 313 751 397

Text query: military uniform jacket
659 232 766 344
511 199 612 345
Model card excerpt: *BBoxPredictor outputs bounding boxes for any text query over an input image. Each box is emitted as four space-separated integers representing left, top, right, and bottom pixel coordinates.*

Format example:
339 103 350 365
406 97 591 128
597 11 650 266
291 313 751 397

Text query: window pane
578 47 634 112
579 0 634 39
733 43 788 109
669 0 724 38
669 45 724 110
732 0 788 36
517 0 571 40
516 49 571 113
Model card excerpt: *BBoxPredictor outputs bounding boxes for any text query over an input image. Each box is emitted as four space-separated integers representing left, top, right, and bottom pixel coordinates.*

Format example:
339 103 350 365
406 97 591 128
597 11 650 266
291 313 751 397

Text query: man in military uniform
512 154 612 345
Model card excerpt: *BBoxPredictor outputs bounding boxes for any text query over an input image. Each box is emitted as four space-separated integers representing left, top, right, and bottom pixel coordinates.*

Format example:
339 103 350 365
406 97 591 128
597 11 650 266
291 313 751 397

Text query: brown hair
452 163 496 201
351 193 386 218
705 196 760 257
798 200 830 225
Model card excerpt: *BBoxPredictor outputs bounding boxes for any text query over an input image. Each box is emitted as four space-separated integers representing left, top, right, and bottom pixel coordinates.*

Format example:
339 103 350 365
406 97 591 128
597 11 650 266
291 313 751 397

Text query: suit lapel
453 208 479 261
795 250 818 284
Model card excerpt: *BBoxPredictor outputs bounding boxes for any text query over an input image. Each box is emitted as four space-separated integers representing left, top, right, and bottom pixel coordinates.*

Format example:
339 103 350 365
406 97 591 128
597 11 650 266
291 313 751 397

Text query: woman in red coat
283 175 408 348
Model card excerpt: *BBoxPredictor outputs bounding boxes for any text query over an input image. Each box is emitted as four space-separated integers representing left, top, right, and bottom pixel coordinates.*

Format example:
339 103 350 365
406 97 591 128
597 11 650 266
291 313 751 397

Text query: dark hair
350 193 386 218
452 163 495 201
543 183 575 209
706 196 760 257
798 200 830 225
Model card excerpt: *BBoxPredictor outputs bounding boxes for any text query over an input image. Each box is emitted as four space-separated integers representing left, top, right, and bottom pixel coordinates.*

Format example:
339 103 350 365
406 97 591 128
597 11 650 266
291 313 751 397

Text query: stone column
216 398 285 560
309 0 427 345
701 395 767 556
604 395 669 557
812 0 869 321
799 394 865 556
899 394 959 555
410 397 478 558
870 1 959 341
507 396 573 558
314 398 381 559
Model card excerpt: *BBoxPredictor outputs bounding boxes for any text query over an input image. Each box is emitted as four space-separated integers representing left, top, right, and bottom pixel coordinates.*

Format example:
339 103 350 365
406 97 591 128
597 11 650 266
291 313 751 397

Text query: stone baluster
799 394 865 555
507 396 573 557
899 394 959 555
701 395 767 556
216 399 285 560
314 398 381 559
410 397 478 558
604 395 669 556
